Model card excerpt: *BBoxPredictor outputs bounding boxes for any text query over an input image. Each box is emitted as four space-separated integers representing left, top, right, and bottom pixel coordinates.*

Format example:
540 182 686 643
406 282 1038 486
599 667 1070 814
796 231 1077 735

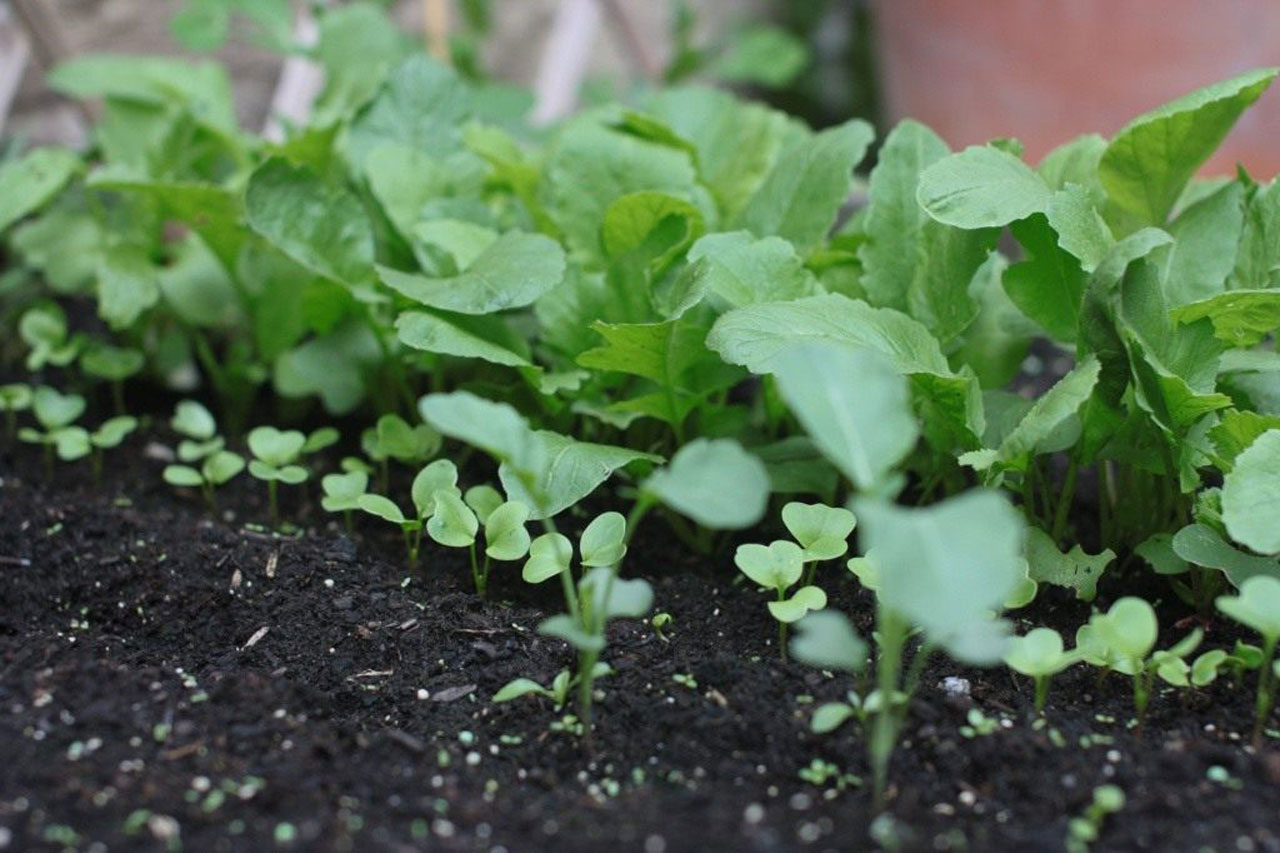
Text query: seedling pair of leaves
17 386 137 478
360 412 442 489
493 662 612 710
162 400 245 509
1215 576 1280 744
247 424 337 526
733 501 856 659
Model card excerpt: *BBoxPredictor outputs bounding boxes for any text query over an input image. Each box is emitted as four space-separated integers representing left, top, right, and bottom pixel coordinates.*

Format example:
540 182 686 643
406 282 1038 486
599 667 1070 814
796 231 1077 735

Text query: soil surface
2 431 1280 852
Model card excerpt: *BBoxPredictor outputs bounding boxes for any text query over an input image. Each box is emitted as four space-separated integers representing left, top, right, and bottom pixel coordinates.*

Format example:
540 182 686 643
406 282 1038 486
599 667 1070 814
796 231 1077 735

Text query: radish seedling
320 471 369 534
357 458 461 567
163 400 246 509
80 343 144 416
1215 575 1280 745
0 383 32 440
18 387 88 472
1003 627 1079 714
1066 785 1125 853
361 413 441 489
734 540 827 661
492 662 611 709
247 425 334 526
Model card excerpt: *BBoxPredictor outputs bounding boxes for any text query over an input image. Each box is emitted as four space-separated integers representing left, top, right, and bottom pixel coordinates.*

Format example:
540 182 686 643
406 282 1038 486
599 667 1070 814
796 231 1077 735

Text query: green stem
871 606 906 810
778 587 788 662
1254 638 1277 747
111 380 126 418
343 509 353 536
1034 676 1049 716
267 480 279 528
1050 455 1079 544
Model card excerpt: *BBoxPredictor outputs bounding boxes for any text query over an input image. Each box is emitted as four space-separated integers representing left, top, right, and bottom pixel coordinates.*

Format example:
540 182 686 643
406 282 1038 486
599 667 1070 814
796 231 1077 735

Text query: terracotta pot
874 0 1280 177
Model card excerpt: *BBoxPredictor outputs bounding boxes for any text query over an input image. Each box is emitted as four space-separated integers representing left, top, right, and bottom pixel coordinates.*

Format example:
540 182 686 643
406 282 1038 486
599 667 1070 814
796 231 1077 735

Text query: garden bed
3 439 1278 852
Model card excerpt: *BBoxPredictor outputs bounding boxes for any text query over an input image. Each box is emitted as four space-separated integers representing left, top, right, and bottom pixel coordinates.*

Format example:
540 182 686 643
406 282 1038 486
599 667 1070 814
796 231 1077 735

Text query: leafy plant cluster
3 2 1280 812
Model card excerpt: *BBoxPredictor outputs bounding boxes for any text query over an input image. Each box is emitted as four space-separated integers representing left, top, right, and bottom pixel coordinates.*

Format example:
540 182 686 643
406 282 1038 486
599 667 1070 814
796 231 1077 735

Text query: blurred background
3 0 1279 175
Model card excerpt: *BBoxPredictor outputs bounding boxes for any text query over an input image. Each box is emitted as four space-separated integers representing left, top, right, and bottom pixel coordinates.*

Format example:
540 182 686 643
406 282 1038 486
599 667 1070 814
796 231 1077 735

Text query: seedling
162 400 246 509
19 304 79 371
18 387 88 472
734 540 827 661
80 343 144 415
492 662 612 709
247 425 334 526
84 416 139 481
1066 785 1125 853
0 383 32 440
457 486 532 597
163 451 246 510
361 413 442 489
782 501 857 585
357 458 462 567
958 708 1001 738
651 612 673 642
1215 576 1280 745
1003 627 1079 714
320 471 369 534
170 400 224 462
1074 598 1201 725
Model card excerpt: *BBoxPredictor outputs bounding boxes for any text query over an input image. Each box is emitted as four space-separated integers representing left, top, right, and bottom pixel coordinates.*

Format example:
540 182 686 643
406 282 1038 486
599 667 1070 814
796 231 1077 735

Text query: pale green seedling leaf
464 485 504 523
303 427 339 454
419 392 540 478
1134 532 1189 576
357 494 408 526
582 566 654 620
789 611 866 674
781 502 857 561
97 245 161 331
523 532 572 584
92 416 138 448
247 426 306 467
538 614 604 653
1222 430 1280 555
687 231 816 308
1096 597 1158 662
484 502 531 561
0 148 80 234
499 430 658 520
1172 523 1280 587
580 512 627 568
1100 68 1277 225
203 451 245 485
767 585 828 623
846 551 880 591
918 145 1052 229
0 384 33 412
1171 290 1280 348
811 702 856 734
81 344 144 382
32 387 85 431
411 459 460 519
1003 627 1071 678
642 438 769 530
54 427 90 461
1217 575 1280 645
734 540 805 590
492 678 555 703
1025 527 1114 602
321 471 368 512
396 311 533 367
427 490 478 548
163 465 204 488
376 414 441 463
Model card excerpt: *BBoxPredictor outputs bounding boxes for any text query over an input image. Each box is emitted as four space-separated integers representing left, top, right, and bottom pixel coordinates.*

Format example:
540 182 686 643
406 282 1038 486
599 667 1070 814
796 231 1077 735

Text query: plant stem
1034 676 1049 715
267 480 279 528
778 587 788 662
1050 456 1079 544
343 509 353 536
871 606 906 810
1254 638 1277 747
111 380 126 418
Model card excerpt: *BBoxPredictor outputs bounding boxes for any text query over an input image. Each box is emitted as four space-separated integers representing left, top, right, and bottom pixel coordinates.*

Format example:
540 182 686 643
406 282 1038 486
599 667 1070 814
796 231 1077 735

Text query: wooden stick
0 10 32 138
262 4 324 141
423 0 450 63
597 0 658 81
531 0 602 125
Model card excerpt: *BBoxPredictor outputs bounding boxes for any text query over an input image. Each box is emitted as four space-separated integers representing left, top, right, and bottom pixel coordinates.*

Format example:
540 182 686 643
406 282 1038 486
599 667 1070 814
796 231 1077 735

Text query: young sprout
1003 627 1078 714
0 383 32 440
493 662 612 710
361 414 441 489
735 540 827 661
357 459 461 567
80 343 144 416
171 400 223 462
455 487 531 597
1216 575 1280 745
320 471 369 534
782 501 857 585
18 387 88 472
163 400 244 509
85 416 139 481
20 304 79 370
651 612 673 642
1066 785 1125 853
163 451 246 509
246 426 333 526
1075 597 1201 725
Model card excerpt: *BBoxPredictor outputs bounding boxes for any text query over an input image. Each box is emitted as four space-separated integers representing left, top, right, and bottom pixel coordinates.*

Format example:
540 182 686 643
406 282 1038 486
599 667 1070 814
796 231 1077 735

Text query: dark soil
2 434 1279 853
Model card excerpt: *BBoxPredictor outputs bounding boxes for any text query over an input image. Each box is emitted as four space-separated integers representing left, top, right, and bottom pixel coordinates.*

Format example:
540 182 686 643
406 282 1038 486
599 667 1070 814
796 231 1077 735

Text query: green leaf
274 322 383 415
411 459 460 519
918 145 1053 229
1222 429 1280 555
1095 597 1157 661
1134 532 1189 576
50 54 237 131
375 414 441 464
642 438 769 530
789 611 866 674
345 55 471 170
1004 214 1088 342
54 427 91 461
1230 179 1280 290
687 231 817 308
203 451 245 486
768 585 828 623
420 392 541 476
1210 410 1280 468
579 512 627 568
1171 290 1280 348
0 148 80 234
357 494 408 526
734 540 805 590
581 567 654 620
538 614 604 653
1099 69 1277 226
709 25 807 88
92 416 138 448
248 426 306 467
811 702 855 734
1004 627 1072 678
464 486 504 524
577 316 710 385
994 357 1100 467
857 490 1024 663
1044 183 1114 273
97 246 160 331
492 678 554 704
781 502 856 561
379 232 565 314
163 465 204 488
484 502 531 561
321 471 369 512
246 157 374 288
81 344 144 382
498 430 658 520
426 491 479 548
397 310 534 367
769 343 918 493
737 118 874 253
1172 523 1280 587
311 3 408 124
1217 576 1280 646
0 384 32 412
1025 528 1114 602
1160 182 1244 307
601 190 705 269
523 532 572 584
32 387 85 430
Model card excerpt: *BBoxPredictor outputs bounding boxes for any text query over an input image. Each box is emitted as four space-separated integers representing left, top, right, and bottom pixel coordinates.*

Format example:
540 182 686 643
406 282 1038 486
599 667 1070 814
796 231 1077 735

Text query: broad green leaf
345 55 471 170
379 232 564 314
994 357 1100 466
601 191 704 269
396 311 531 368
464 485 504 523
734 540 805 590
32 387 85 430
53 427 91 461
1095 597 1157 661
577 317 710 386
781 502 856 561
1099 69 1277 226
642 438 769 530
411 459 460 519
203 451 245 485
274 322 382 415
1025 527 1114 602
1004 214 1088 342
1004 627 1071 678
246 157 374 288
857 490 1024 663
579 512 627 568
171 400 216 440
357 494 408 526
1216 576 1280 645
1172 523 1280 587
12 200 103 293
1044 183 1113 273
420 392 540 476
918 145 1052 229
789 611 866 674
1210 410 1280 468
1222 429 1280 555
0 148 80 233
737 118 874 253
92 416 138 448
49 54 237 132
523 532 573 583
321 471 369 512
768 585 828 623
709 24 807 88
1171 290 1280 348
426 491 479 548
498 430 658 520
1230 179 1280 290
366 145 487 240
1160 182 1244 307
769 343 917 493
97 246 160 331
1134 532 1189 576
311 2 409 123
484 502 531 561
687 231 817 308
581 567 654 620
1038 134 1106 195
413 217 500 274
707 294 983 451
247 426 305 467
163 465 204 488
